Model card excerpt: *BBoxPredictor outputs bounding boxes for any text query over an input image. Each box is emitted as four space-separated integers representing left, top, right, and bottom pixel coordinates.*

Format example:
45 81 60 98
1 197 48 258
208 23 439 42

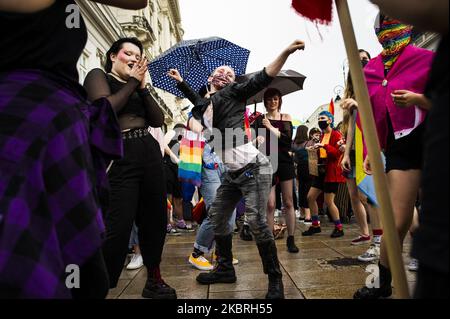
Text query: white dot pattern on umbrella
148 37 251 97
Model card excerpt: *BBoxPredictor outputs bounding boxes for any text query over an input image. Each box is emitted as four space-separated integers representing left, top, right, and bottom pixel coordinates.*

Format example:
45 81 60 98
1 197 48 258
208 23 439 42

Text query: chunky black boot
353 262 393 299
257 240 285 299
196 234 237 285
287 236 299 253
142 267 177 299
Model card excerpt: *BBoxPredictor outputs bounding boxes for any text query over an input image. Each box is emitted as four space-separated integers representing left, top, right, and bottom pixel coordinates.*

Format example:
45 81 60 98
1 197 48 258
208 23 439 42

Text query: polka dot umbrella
148 37 251 98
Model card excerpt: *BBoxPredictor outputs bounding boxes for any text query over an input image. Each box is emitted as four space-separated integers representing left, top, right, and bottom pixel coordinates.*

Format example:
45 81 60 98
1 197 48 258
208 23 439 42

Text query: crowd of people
0 0 447 300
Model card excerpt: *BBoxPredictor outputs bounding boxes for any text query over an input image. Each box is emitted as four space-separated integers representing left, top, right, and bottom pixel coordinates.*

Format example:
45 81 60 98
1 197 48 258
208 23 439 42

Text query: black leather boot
196 234 237 285
353 262 393 299
142 266 177 299
257 240 285 299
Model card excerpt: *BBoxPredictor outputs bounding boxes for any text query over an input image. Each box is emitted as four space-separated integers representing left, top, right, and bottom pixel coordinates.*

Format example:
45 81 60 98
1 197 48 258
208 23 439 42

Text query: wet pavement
108 217 417 299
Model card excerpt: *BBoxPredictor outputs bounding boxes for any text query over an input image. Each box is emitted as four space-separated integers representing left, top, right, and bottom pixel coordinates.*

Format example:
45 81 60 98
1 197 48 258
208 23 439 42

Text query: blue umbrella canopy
148 37 250 97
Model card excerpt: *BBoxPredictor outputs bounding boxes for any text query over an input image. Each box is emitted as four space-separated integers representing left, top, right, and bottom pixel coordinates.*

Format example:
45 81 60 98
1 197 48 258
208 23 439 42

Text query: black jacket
177 68 274 150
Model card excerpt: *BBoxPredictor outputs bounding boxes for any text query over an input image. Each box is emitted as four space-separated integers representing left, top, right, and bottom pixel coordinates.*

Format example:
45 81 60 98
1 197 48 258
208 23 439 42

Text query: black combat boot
196 234 237 285
142 266 177 299
353 262 393 299
257 240 285 299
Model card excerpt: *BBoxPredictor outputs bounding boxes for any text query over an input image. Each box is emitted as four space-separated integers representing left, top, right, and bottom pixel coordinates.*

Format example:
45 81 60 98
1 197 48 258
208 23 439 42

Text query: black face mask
319 120 329 130
361 59 369 68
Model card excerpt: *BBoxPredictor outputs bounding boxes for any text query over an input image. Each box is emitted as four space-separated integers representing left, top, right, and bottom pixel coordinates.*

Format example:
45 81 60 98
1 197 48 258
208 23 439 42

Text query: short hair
105 38 144 73
319 111 335 128
263 88 283 110
309 128 321 139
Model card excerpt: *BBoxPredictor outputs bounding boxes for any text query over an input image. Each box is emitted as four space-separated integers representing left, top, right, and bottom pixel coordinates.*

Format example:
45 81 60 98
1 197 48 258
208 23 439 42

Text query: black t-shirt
0 0 87 84
412 35 449 274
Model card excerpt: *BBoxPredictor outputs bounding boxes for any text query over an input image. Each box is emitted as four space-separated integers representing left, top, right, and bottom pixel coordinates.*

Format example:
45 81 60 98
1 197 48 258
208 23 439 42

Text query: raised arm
266 40 305 77
84 68 140 113
232 40 306 101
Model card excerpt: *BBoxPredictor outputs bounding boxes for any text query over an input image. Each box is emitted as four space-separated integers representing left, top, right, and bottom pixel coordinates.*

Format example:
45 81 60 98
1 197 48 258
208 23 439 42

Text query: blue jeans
194 166 236 254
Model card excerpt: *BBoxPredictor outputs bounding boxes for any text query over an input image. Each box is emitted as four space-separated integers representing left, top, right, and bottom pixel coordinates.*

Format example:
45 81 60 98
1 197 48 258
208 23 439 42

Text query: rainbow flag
354 112 383 206
328 98 335 115
178 130 205 187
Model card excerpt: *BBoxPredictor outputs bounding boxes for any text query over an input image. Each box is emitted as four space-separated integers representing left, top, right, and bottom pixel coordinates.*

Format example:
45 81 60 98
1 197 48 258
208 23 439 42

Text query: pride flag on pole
178 130 205 187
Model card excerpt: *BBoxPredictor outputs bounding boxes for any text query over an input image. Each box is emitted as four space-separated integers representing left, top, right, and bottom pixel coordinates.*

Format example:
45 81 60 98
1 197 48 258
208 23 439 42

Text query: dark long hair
105 37 144 73
294 125 309 145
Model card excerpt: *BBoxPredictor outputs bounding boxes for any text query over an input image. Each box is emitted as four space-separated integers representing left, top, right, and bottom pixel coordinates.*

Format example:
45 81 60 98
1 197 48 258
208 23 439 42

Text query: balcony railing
121 15 157 44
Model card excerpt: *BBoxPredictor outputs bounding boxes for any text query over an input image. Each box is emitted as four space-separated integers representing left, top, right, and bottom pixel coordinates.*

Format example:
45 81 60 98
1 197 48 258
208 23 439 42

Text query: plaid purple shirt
0 70 123 298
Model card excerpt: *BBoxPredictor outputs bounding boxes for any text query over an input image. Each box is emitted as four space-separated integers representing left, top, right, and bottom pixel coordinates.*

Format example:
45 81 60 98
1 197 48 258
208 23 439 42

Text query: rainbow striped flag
178 130 205 187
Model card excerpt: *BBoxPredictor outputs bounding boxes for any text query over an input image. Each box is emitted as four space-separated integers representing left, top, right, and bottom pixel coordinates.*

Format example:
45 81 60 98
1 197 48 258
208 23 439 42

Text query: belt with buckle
121 128 149 140
229 163 258 179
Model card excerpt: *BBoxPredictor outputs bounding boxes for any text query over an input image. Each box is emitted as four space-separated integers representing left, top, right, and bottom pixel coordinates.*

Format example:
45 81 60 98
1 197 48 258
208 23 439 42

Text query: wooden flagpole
335 0 410 299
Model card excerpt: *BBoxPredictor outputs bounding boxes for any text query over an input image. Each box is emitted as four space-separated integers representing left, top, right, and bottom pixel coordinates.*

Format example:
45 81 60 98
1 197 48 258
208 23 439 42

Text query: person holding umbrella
252 88 299 253
168 40 305 299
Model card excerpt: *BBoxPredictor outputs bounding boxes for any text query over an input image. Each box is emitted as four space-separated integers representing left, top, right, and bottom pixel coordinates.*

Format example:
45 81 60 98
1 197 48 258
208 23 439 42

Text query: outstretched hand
285 40 306 55
168 69 183 83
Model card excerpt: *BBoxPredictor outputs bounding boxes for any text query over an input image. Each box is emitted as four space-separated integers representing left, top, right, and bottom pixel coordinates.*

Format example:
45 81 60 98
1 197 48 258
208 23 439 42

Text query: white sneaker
126 254 144 270
407 258 419 272
295 210 301 218
358 244 380 262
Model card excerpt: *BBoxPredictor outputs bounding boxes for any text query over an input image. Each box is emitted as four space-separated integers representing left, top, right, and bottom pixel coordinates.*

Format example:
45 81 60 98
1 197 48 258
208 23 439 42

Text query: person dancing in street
168 40 306 299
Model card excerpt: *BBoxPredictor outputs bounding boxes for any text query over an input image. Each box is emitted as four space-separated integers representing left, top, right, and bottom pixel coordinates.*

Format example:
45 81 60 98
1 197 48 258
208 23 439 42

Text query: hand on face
129 57 148 84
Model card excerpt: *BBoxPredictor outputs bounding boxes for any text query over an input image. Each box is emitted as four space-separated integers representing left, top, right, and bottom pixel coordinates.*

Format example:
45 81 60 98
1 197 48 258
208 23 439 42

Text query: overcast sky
178 0 382 121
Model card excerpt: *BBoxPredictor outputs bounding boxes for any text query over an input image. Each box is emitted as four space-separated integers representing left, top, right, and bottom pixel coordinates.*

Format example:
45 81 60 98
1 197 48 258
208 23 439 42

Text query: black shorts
385 121 425 173
311 174 340 194
164 161 182 198
272 161 296 186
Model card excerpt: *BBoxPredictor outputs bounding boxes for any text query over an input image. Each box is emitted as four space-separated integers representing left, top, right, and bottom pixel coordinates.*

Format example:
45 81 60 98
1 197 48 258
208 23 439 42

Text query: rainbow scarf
376 19 413 71
178 130 205 187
